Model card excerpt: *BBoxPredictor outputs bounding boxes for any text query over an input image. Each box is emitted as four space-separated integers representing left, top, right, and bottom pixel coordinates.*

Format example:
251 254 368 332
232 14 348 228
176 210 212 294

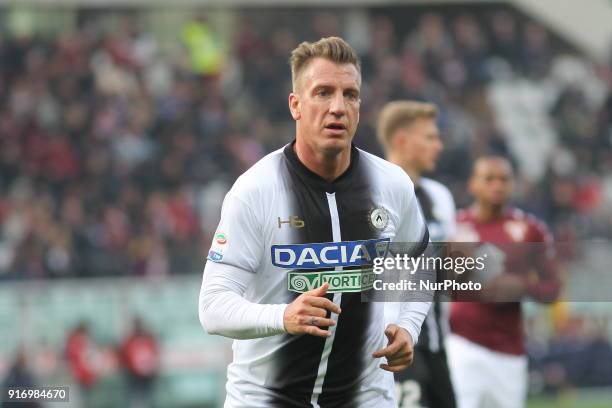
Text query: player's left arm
484 219 561 302
523 220 561 303
373 174 432 372
372 324 415 372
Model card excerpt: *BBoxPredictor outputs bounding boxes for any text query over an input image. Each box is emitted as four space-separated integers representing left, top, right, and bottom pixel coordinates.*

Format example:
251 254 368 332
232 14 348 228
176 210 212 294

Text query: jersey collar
283 140 360 193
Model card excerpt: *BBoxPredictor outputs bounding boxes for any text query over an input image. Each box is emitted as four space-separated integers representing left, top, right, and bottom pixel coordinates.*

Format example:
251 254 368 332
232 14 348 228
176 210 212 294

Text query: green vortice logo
288 269 376 293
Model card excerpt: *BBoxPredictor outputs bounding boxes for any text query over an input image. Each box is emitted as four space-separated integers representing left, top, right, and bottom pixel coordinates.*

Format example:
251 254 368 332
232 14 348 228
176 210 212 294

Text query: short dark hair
471 155 515 176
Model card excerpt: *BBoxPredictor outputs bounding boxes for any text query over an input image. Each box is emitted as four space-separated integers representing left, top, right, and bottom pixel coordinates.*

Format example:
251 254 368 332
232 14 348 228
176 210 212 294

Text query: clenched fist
372 324 414 372
283 283 341 337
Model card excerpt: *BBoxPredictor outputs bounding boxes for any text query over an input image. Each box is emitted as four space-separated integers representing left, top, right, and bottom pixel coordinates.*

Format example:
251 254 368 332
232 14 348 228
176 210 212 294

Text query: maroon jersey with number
450 207 559 355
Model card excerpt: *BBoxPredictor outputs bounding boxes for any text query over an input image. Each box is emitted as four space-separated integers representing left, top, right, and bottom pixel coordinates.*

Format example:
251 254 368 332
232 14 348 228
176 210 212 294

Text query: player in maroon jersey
448 155 560 408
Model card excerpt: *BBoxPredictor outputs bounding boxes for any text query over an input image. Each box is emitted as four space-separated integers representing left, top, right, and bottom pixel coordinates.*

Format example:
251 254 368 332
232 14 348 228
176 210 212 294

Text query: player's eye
316 89 330 97
345 91 359 101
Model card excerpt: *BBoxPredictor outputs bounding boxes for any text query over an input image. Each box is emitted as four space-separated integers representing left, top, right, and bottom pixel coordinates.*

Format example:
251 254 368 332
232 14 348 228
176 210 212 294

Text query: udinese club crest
369 207 389 230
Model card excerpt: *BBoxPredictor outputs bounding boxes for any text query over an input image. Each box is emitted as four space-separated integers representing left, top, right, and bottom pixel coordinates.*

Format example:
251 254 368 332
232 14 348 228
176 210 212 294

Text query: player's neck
294 139 351 182
389 156 421 185
473 203 505 222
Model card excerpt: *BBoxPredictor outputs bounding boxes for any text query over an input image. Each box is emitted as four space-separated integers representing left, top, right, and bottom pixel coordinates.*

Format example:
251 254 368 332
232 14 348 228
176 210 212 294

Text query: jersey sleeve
206 191 264 273
199 262 287 339
395 186 430 255
440 187 457 240
200 189 288 339
395 184 432 345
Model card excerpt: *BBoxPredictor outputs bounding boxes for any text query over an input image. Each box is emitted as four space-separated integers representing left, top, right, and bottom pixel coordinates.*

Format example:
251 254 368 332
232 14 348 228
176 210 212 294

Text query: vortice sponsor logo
271 238 390 269
288 269 376 293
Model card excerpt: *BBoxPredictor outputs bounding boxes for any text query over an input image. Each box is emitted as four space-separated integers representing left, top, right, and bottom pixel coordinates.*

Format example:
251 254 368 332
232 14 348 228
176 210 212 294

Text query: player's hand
372 324 414 372
481 273 526 302
283 283 341 338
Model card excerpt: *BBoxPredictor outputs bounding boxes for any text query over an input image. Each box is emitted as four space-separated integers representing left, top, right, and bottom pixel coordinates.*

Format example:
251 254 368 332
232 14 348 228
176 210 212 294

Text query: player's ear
390 132 404 150
289 93 301 120
468 176 477 196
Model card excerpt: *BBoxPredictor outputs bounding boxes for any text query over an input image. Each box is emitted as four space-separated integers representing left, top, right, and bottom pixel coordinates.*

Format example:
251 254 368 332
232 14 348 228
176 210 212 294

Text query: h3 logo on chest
277 216 305 229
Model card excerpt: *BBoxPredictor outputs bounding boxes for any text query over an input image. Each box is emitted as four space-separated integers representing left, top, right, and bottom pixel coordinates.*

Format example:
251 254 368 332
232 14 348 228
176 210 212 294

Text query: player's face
289 58 361 155
395 117 443 172
469 159 514 207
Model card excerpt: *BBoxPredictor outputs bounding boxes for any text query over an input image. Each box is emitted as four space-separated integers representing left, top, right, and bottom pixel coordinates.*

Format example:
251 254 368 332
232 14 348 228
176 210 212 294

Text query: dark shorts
394 347 456 408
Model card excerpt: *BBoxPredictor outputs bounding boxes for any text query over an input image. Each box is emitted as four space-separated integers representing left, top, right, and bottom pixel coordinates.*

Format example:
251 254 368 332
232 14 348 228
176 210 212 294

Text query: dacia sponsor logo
288 269 376 293
271 238 389 269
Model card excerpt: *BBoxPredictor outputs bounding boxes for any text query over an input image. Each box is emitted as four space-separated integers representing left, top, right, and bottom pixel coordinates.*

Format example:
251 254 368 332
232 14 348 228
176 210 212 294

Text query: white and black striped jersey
413 178 456 353
200 142 430 408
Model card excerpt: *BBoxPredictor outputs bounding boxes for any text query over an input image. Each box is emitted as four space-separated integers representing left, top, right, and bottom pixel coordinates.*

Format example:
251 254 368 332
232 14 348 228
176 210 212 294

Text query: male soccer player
448 156 560 408
199 37 431 407
377 101 457 408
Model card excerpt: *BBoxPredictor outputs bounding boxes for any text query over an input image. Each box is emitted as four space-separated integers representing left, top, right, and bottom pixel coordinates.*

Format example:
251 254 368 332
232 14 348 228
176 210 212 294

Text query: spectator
0 6 610 282
120 317 160 408
65 322 99 407
1 350 41 408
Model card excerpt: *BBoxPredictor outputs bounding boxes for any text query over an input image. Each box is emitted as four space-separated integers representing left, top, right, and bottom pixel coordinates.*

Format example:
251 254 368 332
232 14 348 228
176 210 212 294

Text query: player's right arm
199 191 339 339
200 263 340 339
199 261 287 339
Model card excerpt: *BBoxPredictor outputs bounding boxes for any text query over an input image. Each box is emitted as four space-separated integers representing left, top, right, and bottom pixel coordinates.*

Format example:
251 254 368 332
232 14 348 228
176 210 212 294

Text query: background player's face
289 58 361 155
469 158 514 207
393 117 443 173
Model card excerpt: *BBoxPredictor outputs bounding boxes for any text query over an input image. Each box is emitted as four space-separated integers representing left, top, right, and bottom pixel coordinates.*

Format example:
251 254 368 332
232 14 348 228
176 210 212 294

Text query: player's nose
436 139 444 152
329 93 346 116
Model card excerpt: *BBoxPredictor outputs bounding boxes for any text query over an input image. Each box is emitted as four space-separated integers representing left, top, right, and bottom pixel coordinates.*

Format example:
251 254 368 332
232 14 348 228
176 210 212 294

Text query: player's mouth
324 122 347 135
490 191 508 202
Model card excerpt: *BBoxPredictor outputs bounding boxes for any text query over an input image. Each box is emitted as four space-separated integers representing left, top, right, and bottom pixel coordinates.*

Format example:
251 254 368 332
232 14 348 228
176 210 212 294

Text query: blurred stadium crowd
1 5 612 405
1 7 611 281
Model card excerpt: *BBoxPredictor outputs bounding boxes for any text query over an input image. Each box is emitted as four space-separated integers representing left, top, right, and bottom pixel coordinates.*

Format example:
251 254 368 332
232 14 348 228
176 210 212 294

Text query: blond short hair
377 101 438 150
289 36 361 91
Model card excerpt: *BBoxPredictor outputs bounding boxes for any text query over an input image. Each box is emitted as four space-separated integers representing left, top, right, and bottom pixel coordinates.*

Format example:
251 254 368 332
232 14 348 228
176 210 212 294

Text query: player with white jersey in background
199 37 432 408
377 101 457 408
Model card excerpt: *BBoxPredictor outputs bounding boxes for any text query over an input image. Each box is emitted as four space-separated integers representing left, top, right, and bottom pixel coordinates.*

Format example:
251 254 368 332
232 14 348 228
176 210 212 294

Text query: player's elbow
199 294 243 338
198 295 222 336
199 308 212 335
539 286 561 304
535 293 556 304
530 282 561 304
198 306 249 339
200 309 226 337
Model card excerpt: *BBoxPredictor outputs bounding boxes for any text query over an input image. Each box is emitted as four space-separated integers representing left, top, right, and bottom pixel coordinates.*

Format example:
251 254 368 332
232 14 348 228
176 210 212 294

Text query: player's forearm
200 289 287 339
199 262 287 339
525 267 561 303
396 301 431 345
